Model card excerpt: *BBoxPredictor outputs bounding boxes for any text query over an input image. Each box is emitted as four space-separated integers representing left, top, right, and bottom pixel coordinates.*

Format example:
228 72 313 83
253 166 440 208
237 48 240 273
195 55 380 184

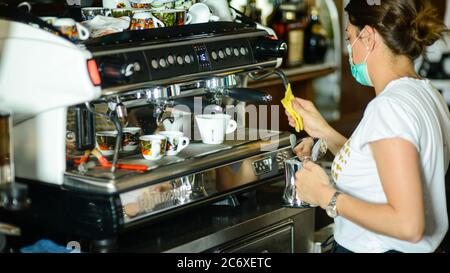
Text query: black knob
255 37 288 58
99 59 139 84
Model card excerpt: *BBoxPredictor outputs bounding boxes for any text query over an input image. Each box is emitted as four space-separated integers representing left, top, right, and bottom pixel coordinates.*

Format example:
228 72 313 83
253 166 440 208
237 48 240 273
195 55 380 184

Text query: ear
363 26 377 51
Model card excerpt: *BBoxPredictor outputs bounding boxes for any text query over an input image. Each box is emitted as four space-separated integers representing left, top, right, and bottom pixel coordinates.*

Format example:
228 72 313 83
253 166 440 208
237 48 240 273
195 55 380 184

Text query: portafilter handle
225 88 272 104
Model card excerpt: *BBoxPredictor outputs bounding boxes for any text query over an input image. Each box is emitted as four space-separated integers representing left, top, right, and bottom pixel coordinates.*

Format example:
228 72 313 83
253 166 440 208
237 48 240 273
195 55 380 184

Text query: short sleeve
354 97 420 151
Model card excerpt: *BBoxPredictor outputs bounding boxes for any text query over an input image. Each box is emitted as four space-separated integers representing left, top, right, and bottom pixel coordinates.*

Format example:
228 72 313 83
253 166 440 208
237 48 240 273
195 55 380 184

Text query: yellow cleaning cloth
281 84 303 132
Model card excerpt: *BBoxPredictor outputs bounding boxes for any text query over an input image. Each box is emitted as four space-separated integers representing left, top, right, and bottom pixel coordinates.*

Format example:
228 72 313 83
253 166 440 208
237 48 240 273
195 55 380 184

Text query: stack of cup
96 127 141 156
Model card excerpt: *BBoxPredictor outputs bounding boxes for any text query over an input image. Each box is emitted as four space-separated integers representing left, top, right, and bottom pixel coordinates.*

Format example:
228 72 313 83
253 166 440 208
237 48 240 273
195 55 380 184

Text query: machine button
211 51 218 60
184 54 191 64
133 62 141 72
177 55 184 65
151 59 159 69
159 58 167 68
233 47 239 56
240 47 247 56
225 47 232 56
167 55 175 65
218 50 225 59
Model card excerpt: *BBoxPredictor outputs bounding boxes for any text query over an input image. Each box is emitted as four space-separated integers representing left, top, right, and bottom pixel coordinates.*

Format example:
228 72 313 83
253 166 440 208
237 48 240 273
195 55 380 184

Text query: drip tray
67 129 283 181
118 142 235 171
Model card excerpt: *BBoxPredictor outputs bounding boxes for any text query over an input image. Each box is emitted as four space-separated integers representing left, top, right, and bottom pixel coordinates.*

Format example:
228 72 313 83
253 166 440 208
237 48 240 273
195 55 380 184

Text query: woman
286 0 450 253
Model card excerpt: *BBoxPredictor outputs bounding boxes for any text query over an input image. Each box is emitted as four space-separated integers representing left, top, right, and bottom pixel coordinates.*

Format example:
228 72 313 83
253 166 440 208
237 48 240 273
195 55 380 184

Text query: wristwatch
325 191 342 218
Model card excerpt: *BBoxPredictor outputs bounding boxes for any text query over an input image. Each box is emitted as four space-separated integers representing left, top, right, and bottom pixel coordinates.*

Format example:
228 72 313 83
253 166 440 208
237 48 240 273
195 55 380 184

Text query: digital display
193 45 211 67
197 51 210 64
199 53 208 62
193 45 212 71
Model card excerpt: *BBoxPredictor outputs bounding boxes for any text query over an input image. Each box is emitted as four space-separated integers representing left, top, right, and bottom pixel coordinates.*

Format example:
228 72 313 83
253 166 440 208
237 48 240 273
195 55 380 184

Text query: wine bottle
270 0 308 67
304 6 329 64
243 0 262 23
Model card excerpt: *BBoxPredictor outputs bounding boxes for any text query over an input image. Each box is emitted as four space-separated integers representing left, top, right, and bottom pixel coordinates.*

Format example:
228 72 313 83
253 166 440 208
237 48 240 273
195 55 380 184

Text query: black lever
75 104 96 151
225 88 272 104
255 37 288 58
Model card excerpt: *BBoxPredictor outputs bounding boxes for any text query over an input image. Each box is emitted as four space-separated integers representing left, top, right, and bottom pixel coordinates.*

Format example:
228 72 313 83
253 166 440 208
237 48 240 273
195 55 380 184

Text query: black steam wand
248 68 290 90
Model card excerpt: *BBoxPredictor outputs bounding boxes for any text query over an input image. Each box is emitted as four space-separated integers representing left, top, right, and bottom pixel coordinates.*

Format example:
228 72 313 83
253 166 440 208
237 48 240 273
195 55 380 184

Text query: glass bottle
266 0 283 27
270 0 308 67
243 0 262 23
304 6 329 64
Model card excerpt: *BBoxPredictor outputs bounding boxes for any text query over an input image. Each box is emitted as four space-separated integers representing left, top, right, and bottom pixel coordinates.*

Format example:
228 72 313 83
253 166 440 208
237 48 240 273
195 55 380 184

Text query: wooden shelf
247 63 338 89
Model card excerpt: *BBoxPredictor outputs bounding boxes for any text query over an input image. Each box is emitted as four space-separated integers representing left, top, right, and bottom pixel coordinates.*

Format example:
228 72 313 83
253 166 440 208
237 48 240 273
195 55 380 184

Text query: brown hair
345 0 448 59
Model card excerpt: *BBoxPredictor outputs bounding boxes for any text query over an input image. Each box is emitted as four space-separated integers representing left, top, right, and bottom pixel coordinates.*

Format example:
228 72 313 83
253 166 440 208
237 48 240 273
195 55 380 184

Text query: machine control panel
97 37 263 88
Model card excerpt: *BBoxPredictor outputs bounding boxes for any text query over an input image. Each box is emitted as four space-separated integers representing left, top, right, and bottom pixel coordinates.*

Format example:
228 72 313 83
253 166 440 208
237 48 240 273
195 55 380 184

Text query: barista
286 0 450 253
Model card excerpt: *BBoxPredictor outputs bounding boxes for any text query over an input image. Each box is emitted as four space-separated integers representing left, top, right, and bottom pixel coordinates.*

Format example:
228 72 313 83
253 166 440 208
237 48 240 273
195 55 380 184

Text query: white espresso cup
130 11 165 30
96 131 118 156
195 114 237 144
139 135 167 160
188 2 219 24
53 18 90 41
158 131 190 156
102 0 131 8
122 127 141 151
201 0 236 22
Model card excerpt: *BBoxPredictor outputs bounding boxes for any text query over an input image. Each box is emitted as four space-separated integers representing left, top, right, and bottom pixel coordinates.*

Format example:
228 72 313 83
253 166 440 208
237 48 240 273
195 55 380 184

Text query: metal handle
75 104 96 151
225 88 272 104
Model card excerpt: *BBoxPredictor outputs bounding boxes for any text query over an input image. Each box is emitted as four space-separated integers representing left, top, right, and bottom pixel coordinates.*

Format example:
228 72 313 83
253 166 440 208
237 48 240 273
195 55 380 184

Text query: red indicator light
87 59 101 86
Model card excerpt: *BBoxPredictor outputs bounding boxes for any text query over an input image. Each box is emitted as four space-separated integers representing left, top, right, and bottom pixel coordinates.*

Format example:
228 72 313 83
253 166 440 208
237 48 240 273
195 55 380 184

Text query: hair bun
410 3 447 48
345 0 447 59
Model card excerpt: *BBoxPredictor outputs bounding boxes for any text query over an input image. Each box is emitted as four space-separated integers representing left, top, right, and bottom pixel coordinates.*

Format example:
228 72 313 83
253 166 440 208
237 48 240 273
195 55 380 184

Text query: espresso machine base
11 180 314 253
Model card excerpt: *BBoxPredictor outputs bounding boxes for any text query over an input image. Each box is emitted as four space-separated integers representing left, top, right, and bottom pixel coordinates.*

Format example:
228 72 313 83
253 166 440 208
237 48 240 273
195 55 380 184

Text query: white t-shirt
332 77 450 253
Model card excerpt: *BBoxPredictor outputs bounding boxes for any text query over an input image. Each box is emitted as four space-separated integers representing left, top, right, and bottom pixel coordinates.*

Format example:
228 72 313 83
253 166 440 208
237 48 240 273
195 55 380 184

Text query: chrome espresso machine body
1 9 296 242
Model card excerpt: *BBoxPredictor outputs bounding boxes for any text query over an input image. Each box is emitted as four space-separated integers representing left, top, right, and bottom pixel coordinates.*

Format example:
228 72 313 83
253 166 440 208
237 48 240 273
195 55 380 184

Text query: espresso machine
0 6 300 250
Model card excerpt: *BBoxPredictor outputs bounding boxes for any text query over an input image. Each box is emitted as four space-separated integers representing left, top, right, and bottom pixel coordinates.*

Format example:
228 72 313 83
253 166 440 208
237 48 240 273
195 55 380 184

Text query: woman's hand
293 137 314 159
295 161 335 208
286 98 331 140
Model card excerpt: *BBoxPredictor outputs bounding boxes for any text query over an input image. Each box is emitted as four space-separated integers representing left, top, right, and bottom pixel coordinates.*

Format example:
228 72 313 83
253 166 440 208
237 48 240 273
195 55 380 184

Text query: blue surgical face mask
348 30 373 87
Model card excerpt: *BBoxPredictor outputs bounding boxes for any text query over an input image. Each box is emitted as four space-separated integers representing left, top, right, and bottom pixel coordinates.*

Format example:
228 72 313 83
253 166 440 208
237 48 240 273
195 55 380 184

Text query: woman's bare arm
332 138 425 242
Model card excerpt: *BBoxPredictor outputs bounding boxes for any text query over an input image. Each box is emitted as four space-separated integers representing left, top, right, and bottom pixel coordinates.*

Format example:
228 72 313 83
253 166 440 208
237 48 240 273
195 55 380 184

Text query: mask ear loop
362 48 371 63
360 29 373 64
350 29 365 49
350 29 371 64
